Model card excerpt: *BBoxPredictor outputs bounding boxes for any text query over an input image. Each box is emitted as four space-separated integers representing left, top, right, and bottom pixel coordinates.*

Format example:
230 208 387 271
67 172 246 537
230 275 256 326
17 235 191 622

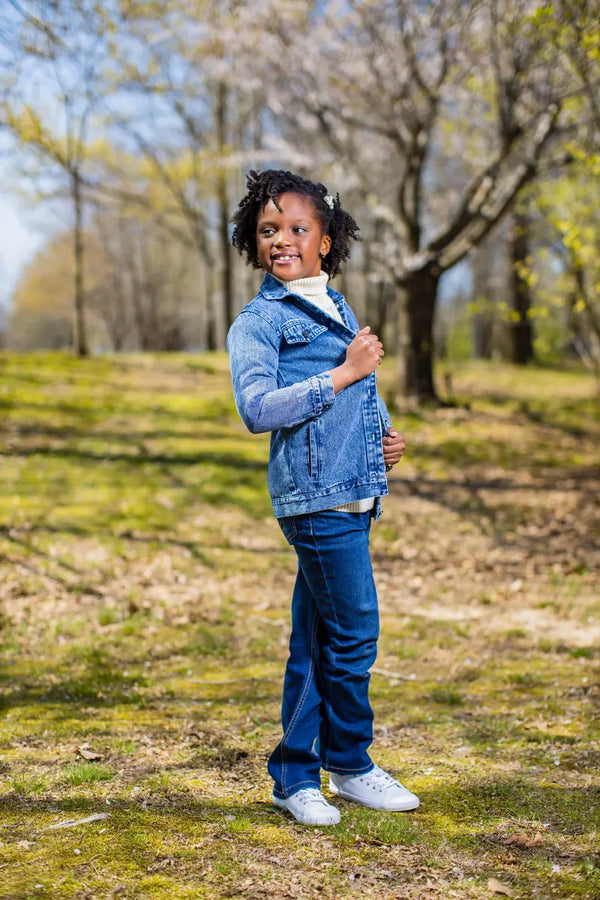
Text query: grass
0 351 599 899
61 764 114 786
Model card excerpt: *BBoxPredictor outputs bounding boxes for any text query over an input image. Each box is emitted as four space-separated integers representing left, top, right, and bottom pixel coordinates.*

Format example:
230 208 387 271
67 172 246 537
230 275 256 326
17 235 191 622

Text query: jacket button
302 328 310 339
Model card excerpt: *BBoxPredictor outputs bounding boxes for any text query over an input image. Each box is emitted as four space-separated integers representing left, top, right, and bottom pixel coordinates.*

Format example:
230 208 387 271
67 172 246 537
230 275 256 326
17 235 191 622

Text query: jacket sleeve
227 310 336 434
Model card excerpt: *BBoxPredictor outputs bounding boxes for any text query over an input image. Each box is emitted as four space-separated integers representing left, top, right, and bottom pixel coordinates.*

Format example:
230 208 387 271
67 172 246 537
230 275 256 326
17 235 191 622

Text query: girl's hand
330 326 384 393
382 427 405 468
345 326 384 380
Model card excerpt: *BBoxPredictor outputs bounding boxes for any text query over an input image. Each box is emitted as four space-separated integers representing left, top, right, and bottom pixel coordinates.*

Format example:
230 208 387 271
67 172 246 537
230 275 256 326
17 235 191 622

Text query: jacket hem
273 482 388 518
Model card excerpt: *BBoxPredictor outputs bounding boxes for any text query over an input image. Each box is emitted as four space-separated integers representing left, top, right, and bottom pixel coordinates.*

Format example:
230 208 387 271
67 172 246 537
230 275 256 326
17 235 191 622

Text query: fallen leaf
505 831 542 849
488 878 513 896
77 745 103 761
523 719 548 731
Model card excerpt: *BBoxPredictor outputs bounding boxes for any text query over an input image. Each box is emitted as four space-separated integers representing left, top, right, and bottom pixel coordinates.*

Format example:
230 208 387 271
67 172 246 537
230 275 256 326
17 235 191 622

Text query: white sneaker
273 788 341 825
329 765 419 811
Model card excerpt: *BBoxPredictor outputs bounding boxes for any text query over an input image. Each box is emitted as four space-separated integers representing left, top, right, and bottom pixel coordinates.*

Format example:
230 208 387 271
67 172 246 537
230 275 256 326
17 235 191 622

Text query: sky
0 199 45 309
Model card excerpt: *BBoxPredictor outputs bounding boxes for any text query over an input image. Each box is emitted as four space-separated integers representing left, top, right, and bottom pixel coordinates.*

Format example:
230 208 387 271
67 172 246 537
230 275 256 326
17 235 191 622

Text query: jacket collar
256 272 355 340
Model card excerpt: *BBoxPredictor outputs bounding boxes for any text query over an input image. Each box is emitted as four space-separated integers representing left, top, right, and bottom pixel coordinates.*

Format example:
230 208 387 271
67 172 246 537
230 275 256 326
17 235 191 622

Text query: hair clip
324 194 335 210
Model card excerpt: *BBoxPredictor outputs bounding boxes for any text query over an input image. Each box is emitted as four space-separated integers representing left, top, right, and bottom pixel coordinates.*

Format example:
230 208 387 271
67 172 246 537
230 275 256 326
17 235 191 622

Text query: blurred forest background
0 0 599 403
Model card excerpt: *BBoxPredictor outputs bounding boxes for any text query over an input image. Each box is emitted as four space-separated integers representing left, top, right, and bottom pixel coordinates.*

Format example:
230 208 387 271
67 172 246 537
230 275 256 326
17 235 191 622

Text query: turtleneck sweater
280 272 375 514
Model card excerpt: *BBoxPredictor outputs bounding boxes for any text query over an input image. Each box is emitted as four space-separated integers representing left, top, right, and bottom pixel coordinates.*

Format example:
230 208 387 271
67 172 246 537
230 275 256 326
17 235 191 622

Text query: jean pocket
277 515 297 544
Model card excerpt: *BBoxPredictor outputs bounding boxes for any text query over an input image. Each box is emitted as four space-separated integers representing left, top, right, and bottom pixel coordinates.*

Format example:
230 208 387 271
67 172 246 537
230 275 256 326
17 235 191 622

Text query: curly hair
231 169 360 278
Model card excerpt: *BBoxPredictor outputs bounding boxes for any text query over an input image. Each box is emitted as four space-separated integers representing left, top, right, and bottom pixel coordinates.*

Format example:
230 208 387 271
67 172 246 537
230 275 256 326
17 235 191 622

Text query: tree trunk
216 80 233 340
509 209 534 365
397 266 440 403
471 233 503 359
190 217 217 350
472 313 493 359
205 265 217 351
72 170 88 357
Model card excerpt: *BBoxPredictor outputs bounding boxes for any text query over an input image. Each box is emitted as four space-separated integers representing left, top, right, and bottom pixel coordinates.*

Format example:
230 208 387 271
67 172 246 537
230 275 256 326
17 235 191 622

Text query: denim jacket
227 273 392 519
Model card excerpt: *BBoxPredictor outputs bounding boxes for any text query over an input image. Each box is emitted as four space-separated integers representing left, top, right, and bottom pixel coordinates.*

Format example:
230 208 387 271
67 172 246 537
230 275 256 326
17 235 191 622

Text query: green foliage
445 308 473 362
9 772 48 796
61 763 114 785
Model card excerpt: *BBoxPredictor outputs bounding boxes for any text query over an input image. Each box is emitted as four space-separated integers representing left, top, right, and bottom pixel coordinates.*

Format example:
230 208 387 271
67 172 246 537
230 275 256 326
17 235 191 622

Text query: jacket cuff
311 372 335 416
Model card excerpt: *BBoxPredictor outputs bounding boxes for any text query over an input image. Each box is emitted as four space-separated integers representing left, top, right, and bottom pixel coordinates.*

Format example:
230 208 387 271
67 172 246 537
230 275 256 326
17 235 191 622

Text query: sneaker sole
272 795 341 826
329 782 419 812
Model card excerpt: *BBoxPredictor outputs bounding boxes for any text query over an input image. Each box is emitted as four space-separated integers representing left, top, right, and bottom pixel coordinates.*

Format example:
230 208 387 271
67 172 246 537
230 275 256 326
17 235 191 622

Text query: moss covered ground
0 352 598 900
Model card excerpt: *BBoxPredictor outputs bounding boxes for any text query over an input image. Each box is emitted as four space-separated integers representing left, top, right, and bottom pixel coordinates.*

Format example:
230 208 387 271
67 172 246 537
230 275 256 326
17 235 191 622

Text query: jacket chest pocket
281 320 328 345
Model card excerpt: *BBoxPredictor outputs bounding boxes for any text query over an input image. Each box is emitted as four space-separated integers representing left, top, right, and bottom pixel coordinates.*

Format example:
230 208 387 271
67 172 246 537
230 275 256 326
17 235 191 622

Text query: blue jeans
269 510 379 799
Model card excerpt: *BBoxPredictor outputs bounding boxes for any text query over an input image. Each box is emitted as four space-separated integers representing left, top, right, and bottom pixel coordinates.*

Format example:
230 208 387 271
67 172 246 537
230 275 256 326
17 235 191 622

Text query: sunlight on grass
0 352 598 900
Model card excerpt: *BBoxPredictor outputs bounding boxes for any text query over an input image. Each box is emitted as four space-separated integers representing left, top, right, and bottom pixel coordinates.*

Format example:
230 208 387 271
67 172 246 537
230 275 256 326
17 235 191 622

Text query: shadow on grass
0 794 279 831
0 651 281 716
423 778 599 839
1 779 598 851
0 681 280 717
0 395 238 425
386 470 600 557
0 523 219 570
0 652 149 713
4 423 244 443
8 445 266 471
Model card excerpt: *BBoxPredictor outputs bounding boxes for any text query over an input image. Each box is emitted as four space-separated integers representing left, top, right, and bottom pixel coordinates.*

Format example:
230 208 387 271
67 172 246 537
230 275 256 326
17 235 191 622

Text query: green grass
61 763 114 785
1 351 599 899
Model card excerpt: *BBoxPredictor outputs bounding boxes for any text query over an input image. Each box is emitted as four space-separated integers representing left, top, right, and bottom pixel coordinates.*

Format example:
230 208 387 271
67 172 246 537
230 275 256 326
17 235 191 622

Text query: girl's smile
256 193 331 281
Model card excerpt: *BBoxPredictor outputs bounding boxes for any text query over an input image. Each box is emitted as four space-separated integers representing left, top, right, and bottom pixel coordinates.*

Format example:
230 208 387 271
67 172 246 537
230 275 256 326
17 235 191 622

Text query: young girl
227 169 419 826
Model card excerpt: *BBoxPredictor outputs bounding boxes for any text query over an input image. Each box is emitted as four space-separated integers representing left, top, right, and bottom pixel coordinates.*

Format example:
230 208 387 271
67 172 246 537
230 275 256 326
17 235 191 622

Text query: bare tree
1 0 114 357
244 0 587 401
103 0 265 349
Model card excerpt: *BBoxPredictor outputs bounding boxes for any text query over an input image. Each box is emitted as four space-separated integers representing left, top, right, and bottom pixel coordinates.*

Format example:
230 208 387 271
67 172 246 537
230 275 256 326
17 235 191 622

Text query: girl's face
256 193 331 281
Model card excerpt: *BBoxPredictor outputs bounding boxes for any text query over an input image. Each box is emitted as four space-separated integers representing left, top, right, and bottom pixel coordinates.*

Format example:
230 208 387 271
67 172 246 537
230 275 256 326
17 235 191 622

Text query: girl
227 170 419 826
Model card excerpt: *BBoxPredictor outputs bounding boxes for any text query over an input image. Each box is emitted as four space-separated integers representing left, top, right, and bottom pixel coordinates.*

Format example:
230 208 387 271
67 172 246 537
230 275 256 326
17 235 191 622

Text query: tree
242 0 588 401
522 159 600 378
470 223 512 360
103 0 264 348
509 206 535 364
8 232 80 350
1 0 116 357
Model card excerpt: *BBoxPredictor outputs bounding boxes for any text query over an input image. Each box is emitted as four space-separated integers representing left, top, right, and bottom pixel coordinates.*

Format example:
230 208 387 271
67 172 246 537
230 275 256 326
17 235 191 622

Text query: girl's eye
260 228 274 236
293 226 307 234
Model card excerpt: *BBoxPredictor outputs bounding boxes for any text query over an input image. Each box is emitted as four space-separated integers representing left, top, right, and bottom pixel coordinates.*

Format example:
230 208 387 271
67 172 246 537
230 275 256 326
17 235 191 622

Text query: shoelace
298 789 330 806
359 766 397 793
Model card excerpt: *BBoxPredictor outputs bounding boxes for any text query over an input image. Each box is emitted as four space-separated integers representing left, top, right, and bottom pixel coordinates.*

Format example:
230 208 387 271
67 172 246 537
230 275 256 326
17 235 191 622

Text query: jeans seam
280 607 318 795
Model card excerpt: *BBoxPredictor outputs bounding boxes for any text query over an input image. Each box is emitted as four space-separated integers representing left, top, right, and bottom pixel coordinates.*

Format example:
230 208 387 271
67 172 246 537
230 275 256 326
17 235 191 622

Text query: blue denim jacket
227 273 392 518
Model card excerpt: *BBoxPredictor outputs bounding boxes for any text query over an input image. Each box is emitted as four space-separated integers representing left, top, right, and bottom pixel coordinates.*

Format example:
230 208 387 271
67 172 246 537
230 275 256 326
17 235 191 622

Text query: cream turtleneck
283 272 343 323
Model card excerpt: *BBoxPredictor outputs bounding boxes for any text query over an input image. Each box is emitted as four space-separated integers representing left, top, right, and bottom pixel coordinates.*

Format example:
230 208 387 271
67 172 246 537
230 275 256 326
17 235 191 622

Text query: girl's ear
320 234 332 258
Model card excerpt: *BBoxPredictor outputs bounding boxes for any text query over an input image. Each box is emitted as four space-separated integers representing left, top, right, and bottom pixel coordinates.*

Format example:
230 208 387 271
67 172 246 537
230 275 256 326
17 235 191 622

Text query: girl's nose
274 232 290 246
